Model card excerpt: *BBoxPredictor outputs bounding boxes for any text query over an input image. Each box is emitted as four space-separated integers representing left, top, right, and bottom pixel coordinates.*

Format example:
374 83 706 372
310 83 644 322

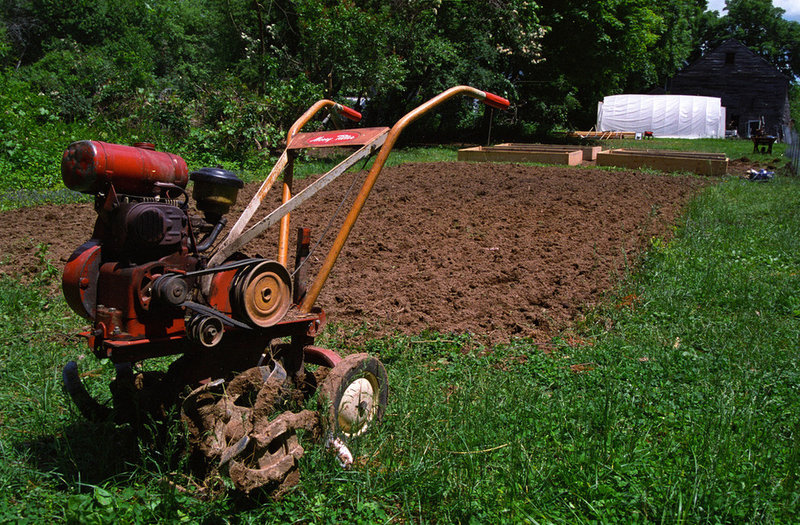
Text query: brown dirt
727 155 784 176
0 162 710 344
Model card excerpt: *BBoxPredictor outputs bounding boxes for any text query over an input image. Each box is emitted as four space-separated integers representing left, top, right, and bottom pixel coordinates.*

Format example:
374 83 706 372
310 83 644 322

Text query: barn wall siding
668 40 790 139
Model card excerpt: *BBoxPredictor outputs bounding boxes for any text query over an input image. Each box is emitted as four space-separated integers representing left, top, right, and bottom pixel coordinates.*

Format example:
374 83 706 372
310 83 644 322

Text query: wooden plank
610 149 727 161
596 149 728 176
497 143 602 161
457 146 583 165
484 146 579 154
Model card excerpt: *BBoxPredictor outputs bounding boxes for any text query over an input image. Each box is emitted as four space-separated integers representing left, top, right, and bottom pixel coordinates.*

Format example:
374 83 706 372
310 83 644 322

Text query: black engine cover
109 202 188 260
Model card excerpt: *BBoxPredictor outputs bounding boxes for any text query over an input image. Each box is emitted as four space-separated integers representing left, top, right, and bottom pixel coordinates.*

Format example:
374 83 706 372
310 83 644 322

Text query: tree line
0 0 797 187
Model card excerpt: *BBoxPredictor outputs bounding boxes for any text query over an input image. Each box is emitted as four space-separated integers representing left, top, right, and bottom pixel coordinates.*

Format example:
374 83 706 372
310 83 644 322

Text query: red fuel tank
62 141 188 196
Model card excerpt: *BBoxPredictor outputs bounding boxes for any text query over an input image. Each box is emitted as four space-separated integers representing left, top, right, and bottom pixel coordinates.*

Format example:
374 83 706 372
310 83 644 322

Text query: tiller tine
62 360 111 422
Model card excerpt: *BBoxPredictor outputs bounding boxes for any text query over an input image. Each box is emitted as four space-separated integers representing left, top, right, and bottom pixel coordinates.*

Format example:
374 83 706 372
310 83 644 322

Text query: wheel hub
338 376 377 436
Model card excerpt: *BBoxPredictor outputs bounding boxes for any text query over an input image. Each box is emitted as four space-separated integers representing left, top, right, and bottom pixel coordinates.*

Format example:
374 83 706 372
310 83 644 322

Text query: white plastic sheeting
596 94 726 139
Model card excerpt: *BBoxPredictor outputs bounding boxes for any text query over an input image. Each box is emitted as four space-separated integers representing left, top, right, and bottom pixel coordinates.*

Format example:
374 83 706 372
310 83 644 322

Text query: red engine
61 141 308 364
62 140 188 195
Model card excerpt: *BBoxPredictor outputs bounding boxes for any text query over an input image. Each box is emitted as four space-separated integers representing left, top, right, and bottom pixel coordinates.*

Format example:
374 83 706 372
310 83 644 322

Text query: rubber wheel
319 353 388 439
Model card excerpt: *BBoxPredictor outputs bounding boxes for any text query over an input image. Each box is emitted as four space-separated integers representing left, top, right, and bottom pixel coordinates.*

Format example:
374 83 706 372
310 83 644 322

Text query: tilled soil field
0 162 709 344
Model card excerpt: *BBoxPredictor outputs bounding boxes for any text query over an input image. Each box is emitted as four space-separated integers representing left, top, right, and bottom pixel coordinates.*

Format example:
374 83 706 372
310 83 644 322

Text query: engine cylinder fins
231 260 293 328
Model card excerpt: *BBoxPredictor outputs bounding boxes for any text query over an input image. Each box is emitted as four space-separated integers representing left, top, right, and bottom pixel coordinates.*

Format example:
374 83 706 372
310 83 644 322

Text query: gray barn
667 39 791 139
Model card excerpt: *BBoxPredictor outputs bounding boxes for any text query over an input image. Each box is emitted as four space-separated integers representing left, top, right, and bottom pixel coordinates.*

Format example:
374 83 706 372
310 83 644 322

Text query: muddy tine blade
267 361 287 384
220 435 250 467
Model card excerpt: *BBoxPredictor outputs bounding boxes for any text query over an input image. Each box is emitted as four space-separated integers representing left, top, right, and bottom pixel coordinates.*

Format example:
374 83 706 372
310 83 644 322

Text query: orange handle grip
337 104 362 122
482 92 510 111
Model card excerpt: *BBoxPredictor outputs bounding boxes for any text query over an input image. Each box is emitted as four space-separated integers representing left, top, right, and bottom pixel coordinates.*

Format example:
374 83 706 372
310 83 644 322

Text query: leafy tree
16 0 797 163
0 25 11 67
293 0 406 99
531 0 675 129
648 0 709 90
358 0 543 138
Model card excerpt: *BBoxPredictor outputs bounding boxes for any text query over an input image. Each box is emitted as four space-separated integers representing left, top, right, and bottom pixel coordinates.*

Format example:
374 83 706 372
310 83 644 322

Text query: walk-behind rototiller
60 86 509 496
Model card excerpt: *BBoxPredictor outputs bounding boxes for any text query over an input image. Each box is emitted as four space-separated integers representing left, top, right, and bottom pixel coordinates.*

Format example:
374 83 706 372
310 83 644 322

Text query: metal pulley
231 261 292 328
151 274 190 306
187 314 224 348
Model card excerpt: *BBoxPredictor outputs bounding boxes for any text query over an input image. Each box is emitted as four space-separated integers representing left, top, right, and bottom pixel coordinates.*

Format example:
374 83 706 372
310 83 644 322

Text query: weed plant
0 189 90 212
1 174 799 522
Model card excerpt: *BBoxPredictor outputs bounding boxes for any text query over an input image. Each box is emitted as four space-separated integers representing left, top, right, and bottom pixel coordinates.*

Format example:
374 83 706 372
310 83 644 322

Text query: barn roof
676 39 790 82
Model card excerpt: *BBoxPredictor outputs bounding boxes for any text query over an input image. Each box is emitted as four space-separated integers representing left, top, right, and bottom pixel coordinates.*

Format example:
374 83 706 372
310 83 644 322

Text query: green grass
3 136 786 211
1 154 800 522
0 188 90 211
0 145 459 210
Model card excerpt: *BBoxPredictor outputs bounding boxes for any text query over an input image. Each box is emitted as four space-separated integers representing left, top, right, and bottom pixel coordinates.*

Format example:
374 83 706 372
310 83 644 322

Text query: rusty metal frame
206 132 387 266
209 100 359 269
204 86 509 309
298 86 507 312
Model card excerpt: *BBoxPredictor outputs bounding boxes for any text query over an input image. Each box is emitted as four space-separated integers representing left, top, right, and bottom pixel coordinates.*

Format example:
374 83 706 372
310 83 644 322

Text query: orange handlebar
286 100 362 142
299 85 510 312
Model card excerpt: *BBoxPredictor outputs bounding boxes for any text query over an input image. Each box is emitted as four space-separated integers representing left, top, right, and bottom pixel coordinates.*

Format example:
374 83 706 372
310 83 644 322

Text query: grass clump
557 176 800 521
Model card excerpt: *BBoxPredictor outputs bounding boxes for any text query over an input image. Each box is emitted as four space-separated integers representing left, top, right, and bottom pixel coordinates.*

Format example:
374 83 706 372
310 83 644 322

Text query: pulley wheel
187 314 224 348
232 261 292 328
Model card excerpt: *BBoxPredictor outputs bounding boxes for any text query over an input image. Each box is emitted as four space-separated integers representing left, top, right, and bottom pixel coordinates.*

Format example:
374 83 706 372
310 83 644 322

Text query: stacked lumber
596 149 728 176
567 131 637 140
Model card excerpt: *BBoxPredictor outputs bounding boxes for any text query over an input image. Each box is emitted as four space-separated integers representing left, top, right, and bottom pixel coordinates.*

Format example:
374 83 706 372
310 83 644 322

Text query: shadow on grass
14 409 188 491
16 419 142 488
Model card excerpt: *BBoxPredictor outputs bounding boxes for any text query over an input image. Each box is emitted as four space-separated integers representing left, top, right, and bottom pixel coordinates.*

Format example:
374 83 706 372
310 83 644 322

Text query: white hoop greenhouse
596 94 726 139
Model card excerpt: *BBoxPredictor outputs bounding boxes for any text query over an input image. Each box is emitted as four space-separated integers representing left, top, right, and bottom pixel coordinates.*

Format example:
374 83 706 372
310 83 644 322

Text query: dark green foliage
0 73 79 193
0 0 797 194
530 0 708 130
